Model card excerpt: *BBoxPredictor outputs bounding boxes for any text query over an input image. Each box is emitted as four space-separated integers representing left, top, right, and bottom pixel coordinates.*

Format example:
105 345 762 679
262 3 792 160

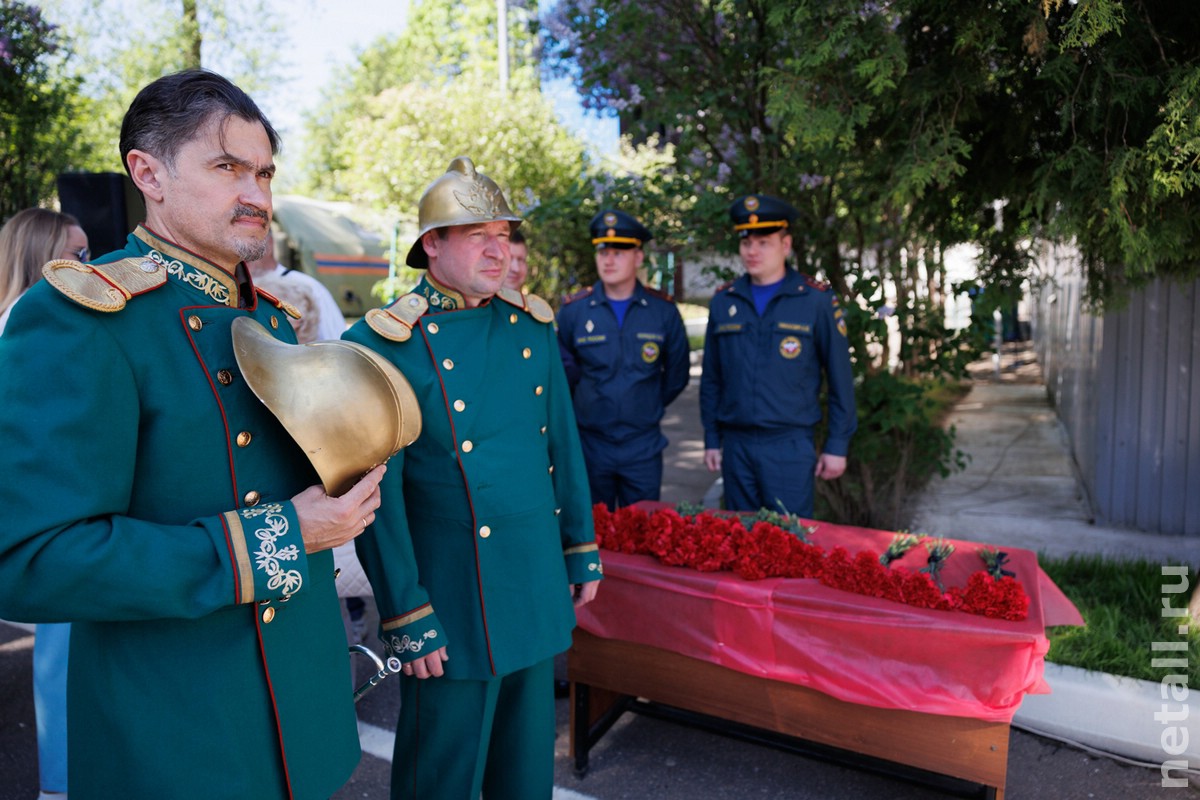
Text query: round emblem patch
641 342 661 363
779 336 802 359
604 212 619 227
744 196 760 212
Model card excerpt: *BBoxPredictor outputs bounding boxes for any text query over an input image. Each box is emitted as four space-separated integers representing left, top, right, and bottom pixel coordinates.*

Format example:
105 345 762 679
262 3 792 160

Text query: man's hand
572 580 600 608
293 464 386 554
704 448 722 473
814 454 847 481
401 647 449 679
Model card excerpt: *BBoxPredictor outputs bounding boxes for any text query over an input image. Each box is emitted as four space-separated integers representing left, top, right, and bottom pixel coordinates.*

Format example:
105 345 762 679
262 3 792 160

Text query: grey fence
1030 244 1200 537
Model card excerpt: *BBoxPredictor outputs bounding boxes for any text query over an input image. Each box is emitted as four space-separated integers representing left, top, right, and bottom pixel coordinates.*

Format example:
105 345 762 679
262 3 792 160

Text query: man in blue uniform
343 157 602 800
558 210 690 509
700 194 856 518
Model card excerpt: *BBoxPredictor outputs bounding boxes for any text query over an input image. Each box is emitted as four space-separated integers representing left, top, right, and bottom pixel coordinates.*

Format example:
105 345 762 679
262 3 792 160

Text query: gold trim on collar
422 272 466 310
133 227 240 306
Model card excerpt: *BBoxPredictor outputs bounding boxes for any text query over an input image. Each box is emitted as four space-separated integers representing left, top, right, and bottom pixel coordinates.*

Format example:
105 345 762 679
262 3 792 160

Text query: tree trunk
182 0 202 69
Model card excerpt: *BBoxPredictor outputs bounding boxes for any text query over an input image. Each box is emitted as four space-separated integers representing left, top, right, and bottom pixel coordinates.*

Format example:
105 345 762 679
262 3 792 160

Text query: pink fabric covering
577 505 1084 723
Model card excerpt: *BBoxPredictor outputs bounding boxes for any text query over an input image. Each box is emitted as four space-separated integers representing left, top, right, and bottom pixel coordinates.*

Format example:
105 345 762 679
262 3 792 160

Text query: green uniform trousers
391 657 554 799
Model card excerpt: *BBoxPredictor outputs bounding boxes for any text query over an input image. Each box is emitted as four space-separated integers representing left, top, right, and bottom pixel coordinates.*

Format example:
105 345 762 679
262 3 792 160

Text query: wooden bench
569 629 1009 799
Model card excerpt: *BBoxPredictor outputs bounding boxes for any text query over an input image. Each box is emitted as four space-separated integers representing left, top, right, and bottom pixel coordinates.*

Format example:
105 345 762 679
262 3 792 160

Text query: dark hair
510 229 526 245
119 69 279 177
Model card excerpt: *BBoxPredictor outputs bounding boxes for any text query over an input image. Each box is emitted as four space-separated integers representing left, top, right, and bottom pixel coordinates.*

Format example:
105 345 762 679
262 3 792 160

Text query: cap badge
603 212 618 227
744 196 760 212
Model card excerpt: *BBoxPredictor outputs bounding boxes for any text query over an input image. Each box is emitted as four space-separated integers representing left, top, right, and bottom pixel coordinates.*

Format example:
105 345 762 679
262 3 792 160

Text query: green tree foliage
302 0 545 198
42 0 285 175
0 0 93 218
545 0 984 527
543 0 1200 527
1029 1 1199 303
526 136 696 297
299 0 590 302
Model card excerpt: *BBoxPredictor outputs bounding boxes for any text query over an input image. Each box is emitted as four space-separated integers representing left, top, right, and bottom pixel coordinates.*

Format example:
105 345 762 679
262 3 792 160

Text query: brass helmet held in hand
405 156 522 268
231 317 422 497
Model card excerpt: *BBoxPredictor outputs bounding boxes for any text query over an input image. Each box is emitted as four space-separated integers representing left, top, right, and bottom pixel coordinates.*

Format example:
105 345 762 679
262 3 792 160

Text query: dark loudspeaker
56 172 146 257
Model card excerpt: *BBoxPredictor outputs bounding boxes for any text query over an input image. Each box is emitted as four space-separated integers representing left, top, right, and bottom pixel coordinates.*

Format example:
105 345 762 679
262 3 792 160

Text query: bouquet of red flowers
593 504 1030 621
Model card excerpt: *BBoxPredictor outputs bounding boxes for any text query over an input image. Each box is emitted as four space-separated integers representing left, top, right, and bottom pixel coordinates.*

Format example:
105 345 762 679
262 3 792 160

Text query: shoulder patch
802 274 831 292
713 279 736 296
255 287 302 320
366 293 429 342
563 286 594 305
496 287 555 324
42 257 167 312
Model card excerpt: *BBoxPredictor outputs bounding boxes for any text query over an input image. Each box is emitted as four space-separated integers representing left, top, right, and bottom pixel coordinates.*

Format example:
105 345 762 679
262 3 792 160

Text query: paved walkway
910 341 1192 565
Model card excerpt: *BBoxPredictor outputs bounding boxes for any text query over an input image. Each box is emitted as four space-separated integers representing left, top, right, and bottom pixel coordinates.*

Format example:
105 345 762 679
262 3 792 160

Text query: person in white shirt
246 235 347 341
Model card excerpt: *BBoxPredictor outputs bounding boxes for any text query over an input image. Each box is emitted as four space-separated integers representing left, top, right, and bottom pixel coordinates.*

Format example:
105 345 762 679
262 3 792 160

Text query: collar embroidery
133 227 240 306
416 273 466 311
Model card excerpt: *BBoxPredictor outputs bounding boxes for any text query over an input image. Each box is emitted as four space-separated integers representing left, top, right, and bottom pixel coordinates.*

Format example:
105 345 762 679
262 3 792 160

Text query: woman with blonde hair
0 208 89 334
0 207 87 800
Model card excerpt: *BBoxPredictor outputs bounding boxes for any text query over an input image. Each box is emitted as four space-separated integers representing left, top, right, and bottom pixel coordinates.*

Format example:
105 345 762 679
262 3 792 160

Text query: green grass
1040 554 1199 687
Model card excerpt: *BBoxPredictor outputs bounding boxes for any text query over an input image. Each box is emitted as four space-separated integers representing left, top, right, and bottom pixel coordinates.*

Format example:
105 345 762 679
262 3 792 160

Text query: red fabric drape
577 503 1084 723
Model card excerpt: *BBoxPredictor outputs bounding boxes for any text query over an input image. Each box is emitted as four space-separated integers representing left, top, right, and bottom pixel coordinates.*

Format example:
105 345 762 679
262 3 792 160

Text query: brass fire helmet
405 155 523 268
231 317 422 497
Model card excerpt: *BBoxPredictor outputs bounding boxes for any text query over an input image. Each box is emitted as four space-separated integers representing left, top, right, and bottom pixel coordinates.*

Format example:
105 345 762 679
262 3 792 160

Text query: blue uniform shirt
699 269 856 455
558 281 690 451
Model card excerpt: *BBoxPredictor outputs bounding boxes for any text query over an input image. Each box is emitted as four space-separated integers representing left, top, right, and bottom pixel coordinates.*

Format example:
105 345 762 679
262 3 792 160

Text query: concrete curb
1014 663 1199 773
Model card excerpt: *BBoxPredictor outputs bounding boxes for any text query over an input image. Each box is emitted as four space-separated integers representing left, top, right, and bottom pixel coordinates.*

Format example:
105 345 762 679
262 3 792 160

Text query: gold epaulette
645 285 674 303
366 293 429 342
255 287 302 319
42 257 167 312
802 274 831 291
496 287 554 324
562 286 593 305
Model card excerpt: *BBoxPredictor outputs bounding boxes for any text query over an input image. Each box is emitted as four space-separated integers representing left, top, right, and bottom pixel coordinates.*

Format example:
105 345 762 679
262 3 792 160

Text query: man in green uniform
344 157 603 800
0 70 384 799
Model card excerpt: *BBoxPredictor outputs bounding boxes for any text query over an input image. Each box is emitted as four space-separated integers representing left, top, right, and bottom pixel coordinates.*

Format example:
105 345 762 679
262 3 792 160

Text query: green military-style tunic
0 227 360 799
343 275 602 680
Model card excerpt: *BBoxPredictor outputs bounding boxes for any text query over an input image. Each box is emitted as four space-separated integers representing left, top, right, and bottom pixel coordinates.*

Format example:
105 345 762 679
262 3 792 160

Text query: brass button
522 347 531 359
479 525 491 539
442 358 454 370
262 607 276 623
217 369 233 386
461 440 473 453
509 313 518 324
270 316 279 329
453 399 466 412
187 315 203 331
236 431 252 447
427 322 439 334
540 426 547 435
555 508 562 516
548 465 555 475
244 490 261 506
535 385 544 396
